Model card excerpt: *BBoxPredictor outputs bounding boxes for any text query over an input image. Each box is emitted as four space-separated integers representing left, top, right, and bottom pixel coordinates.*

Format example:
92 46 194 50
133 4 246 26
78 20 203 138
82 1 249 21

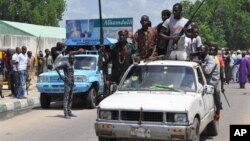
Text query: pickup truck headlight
174 113 187 123
99 110 112 120
74 76 87 82
38 76 49 82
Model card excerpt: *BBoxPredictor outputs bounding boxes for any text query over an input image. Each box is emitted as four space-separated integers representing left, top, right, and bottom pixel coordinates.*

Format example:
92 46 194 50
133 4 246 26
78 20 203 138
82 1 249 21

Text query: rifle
55 68 65 83
222 90 230 107
143 55 165 62
178 0 206 36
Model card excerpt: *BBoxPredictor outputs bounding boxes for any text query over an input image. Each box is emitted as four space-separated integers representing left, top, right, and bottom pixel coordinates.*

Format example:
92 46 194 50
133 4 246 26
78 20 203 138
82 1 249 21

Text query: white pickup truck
95 60 218 141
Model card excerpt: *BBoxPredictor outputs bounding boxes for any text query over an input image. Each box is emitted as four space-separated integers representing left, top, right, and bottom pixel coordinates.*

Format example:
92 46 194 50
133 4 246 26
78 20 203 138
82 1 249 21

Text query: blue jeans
17 70 26 98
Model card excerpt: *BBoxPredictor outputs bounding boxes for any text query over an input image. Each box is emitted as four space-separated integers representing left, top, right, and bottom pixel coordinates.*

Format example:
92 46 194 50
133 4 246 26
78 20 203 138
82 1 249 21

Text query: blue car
36 51 104 109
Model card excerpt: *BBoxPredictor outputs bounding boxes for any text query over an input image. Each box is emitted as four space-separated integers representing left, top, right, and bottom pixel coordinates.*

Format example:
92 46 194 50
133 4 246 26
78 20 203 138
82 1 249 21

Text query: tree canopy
0 0 66 26
181 0 250 50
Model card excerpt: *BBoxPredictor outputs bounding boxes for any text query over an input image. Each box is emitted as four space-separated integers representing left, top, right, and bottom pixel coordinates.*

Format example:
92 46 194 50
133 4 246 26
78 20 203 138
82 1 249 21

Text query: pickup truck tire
86 87 97 109
206 120 219 136
40 93 51 109
192 118 200 141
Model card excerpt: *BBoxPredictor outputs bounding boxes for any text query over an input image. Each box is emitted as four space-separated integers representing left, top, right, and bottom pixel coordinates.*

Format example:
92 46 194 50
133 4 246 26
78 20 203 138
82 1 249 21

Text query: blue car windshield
60 56 97 70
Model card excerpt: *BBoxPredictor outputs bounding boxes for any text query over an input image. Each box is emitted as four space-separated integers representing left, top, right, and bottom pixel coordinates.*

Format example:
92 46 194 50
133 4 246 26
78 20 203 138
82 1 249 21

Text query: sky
59 0 192 32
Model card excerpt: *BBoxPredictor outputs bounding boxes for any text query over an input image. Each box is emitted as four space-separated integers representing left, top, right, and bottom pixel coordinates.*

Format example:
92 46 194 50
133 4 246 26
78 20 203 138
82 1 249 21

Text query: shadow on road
0 107 33 121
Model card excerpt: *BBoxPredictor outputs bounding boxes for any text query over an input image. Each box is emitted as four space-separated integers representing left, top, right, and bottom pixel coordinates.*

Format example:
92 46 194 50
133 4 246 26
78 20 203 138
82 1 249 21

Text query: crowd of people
0 42 65 99
98 3 250 121
0 3 250 120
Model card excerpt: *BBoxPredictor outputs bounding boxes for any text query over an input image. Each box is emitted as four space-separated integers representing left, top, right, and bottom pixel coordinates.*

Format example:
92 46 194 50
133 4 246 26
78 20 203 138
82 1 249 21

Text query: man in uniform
55 49 84 119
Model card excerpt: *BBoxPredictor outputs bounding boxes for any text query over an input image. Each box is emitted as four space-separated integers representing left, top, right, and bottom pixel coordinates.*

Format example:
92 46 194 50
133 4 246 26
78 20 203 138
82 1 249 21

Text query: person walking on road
233 52 249 88
55 49 84 119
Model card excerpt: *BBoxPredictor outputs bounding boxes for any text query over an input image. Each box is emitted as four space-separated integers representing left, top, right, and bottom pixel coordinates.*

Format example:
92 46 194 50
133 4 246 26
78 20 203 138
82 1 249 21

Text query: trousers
63 83 74 116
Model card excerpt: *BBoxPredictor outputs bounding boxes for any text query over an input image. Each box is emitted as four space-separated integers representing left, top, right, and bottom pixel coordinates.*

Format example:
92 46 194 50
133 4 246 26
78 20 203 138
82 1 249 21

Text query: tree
182 0 250 50
0 0 66 26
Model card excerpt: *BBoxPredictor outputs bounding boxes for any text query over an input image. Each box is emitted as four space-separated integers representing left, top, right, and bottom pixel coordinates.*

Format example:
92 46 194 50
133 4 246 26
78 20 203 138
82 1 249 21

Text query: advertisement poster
66 17 133 39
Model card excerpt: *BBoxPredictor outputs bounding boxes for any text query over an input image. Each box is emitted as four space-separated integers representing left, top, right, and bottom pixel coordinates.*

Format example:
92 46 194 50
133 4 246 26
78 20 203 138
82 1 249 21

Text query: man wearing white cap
232 50 242 82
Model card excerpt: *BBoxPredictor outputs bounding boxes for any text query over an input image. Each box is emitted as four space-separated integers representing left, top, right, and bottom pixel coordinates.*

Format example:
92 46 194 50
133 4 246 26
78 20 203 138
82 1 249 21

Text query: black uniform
55 61 74 118
55 49 82 119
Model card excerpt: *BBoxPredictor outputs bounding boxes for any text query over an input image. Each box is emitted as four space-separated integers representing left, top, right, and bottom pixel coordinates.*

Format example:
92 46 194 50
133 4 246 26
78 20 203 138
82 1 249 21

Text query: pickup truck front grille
121 111 163 122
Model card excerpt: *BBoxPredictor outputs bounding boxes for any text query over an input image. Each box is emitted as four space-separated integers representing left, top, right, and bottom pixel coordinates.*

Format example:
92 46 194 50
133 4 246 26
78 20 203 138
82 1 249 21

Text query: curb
0 97 40 113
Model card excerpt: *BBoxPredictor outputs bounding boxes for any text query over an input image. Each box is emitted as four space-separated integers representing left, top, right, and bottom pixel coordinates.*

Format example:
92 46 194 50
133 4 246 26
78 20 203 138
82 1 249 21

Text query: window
196 67 205 85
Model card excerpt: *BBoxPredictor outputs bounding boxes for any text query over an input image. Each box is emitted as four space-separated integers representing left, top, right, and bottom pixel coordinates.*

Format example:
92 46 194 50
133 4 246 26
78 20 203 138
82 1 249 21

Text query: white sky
59 0 194 32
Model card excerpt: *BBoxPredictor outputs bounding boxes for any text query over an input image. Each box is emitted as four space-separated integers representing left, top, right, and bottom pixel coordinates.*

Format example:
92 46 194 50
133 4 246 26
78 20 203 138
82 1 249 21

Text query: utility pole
98 0 104 45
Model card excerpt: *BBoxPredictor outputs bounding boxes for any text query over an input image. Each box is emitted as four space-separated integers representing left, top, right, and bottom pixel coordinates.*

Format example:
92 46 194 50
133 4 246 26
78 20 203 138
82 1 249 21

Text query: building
0 20 66 55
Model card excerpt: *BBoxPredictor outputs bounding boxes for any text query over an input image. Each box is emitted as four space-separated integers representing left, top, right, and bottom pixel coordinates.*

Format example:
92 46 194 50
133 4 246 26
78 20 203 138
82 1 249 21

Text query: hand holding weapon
173 0 206 48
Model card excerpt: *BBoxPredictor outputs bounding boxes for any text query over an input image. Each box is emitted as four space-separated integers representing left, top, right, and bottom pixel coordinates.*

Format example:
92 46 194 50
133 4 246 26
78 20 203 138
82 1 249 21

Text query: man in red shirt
134 15 157 60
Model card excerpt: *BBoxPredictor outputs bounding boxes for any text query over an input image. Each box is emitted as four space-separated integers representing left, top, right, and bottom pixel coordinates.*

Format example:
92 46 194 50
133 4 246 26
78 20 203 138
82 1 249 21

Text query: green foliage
181 0 250 50
0 0 66 26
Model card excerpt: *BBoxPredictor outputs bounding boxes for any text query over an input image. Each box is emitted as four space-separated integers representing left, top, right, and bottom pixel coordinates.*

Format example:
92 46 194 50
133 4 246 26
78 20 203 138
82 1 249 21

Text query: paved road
0 83 250 141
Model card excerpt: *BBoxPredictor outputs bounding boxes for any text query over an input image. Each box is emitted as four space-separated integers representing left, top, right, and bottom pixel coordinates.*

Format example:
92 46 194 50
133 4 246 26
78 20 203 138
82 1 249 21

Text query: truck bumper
36 82 91 93
95 122 195 140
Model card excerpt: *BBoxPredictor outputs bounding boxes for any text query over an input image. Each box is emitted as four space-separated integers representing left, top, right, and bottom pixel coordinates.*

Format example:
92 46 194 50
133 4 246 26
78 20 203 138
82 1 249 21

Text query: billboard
66 18 133 39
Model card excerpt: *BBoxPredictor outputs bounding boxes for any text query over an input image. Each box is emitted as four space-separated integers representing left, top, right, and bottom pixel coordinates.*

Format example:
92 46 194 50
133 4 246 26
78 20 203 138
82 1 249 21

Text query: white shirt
17 53 28 71
162 16 189 50
12 53 19 71
191 36 202 52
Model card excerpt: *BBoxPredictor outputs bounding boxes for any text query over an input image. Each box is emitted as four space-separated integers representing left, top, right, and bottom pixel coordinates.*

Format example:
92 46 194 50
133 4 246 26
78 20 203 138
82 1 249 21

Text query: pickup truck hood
39 69 97 76
99 91 197 111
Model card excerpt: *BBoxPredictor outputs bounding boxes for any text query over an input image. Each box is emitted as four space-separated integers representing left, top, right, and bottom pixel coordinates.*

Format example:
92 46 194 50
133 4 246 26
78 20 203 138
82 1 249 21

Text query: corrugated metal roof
0 20 65 39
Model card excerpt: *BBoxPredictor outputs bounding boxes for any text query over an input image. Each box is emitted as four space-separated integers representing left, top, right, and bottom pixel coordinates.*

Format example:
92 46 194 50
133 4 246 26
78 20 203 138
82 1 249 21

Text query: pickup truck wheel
86 87 97 109
192 118 200 141
40 93 51 109
206 119 219 136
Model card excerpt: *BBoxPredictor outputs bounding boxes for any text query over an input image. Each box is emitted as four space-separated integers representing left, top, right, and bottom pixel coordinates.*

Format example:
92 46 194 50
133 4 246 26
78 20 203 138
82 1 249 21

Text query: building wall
0 34 65 55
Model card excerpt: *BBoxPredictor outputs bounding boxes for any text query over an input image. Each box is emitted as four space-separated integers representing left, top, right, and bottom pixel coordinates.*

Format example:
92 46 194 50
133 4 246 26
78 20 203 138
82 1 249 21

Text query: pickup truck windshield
119 65 197 92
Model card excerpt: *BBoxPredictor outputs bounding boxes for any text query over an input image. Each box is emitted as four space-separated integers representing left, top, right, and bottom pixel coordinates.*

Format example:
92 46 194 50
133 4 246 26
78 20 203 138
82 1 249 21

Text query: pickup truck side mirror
204 84 214 95
110 83 117 94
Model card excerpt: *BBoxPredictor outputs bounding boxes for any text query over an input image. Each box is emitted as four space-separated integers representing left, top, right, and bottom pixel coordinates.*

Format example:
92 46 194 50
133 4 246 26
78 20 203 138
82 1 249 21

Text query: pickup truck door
196 67 210 115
